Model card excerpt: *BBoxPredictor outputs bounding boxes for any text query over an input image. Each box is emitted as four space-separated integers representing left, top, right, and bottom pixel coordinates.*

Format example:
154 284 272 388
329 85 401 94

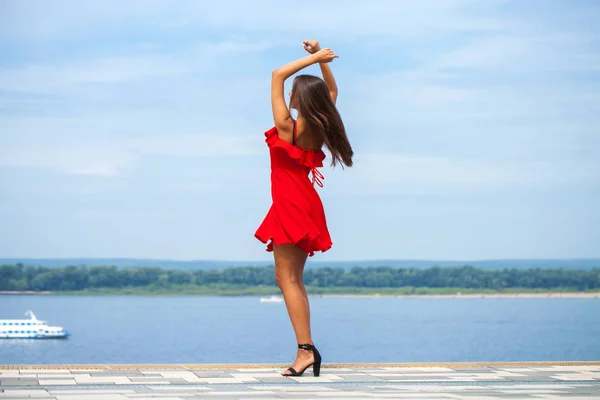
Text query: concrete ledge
2 363 599 399
2 361 600 370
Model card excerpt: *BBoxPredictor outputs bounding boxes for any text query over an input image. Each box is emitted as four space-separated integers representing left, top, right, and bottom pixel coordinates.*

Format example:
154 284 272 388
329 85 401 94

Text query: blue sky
0 0 599 261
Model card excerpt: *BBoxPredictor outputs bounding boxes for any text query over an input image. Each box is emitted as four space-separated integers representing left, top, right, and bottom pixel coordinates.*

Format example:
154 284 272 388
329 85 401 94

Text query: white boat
0 311 69 339
259 295 284 303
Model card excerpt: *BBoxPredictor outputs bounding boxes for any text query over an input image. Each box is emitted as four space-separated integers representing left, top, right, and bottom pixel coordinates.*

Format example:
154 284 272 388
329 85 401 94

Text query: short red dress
254 121 333 256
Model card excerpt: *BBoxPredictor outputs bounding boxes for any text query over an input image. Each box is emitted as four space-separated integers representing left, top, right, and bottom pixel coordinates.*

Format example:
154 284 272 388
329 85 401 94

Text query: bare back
294 118 324 151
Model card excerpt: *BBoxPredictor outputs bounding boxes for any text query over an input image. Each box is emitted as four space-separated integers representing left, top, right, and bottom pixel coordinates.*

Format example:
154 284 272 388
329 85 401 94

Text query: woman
255 40 354 377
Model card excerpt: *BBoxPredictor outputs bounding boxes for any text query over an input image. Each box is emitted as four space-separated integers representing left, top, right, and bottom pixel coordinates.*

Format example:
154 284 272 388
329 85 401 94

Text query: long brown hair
292 74 353 168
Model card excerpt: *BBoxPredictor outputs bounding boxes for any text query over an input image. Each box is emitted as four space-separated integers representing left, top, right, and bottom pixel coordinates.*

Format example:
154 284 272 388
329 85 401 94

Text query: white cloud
0 0 511 41
197 40 275 55
190 0 512 35
127 134 262 158
429 33 600 72
0 56 198 94
0 37 277 95
0 107 269 176
342 21 600 163
0 129 262 176
348 153 599 187
0 133 137 176
69 167 120 176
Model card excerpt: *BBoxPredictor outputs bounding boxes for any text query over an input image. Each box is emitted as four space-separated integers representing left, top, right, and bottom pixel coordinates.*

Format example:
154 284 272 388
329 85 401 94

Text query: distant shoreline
0 291 55 295
319 292 600 299
1 290 598 298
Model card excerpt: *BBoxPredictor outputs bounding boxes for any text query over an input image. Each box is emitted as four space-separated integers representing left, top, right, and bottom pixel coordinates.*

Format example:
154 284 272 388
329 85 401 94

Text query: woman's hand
314 48 338 63
302 40 321 54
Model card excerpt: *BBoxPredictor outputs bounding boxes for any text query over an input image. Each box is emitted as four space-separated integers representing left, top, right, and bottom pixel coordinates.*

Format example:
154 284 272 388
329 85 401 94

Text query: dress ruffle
265 127 326 169
254 205 332 257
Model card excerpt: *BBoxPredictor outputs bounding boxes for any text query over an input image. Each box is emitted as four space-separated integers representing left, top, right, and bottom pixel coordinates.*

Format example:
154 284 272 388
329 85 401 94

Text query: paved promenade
1 362 599 399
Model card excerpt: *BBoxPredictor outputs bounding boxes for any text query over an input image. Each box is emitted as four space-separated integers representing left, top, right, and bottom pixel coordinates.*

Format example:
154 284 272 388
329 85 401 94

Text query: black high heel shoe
284 343 322 377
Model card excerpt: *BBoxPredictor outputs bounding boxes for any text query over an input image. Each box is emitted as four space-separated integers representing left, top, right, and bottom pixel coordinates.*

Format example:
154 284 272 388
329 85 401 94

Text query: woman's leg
295 251 310 326
273 244 314 375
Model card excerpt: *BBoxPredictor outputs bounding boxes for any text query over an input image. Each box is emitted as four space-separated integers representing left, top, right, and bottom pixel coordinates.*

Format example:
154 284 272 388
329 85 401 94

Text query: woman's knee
275 269 298 287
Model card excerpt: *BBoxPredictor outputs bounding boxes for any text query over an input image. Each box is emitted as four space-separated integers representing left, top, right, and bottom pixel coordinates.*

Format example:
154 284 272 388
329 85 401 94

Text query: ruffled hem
265 127 326 168
254 205 332 257
254 232 333 257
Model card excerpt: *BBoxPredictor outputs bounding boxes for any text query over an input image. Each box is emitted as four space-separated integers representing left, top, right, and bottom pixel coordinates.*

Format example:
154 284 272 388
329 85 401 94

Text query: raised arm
271 48 338 142
303 40 338 104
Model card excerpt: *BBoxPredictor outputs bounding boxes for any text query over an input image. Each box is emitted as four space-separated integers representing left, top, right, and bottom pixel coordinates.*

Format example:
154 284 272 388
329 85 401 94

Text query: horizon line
1 257 599 262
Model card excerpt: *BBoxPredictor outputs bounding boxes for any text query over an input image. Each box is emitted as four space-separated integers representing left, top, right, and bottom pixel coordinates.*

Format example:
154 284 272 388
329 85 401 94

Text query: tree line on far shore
0 263 598 292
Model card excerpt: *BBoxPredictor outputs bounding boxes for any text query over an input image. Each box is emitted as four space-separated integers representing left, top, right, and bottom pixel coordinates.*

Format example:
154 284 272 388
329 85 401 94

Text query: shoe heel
313 348 322 377
313 360 321 377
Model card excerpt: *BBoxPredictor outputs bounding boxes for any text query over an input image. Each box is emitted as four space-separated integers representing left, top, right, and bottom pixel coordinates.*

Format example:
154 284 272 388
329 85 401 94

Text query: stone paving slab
0 362 599 399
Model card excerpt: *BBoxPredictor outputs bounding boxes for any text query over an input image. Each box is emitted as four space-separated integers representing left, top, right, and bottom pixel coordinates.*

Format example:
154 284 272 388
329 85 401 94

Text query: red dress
254 121 333 256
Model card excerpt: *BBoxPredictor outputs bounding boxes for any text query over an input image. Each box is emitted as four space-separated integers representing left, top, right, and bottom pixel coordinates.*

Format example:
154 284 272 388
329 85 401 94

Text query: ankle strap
298 343 315 351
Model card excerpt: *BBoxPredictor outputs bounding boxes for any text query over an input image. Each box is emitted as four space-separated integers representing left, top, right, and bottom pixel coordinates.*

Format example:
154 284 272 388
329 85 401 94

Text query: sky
0 0 599 261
